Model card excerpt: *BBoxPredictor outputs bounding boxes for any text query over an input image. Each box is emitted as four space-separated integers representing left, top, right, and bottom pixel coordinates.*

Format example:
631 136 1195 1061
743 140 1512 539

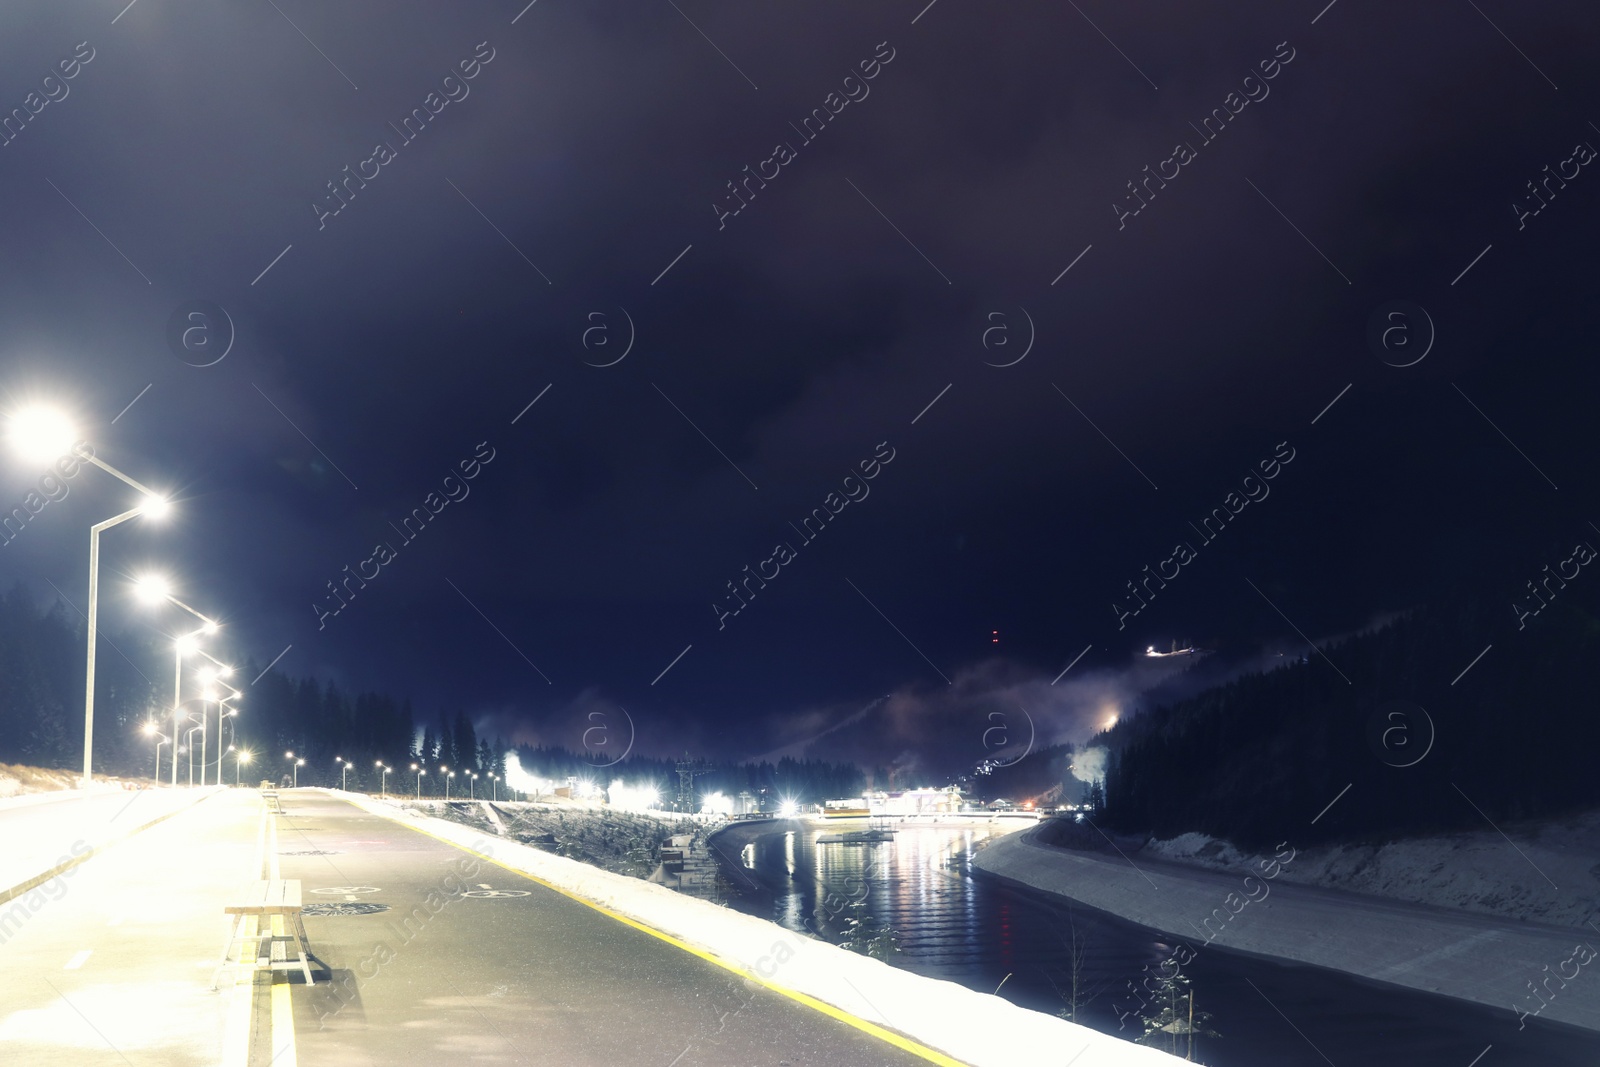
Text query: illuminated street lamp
412 763 424 800
376 761 391 797
286 752 304 788
468 771 478 799
134 576 220 789
489 773 498 802
336 757 353 791
9 406 171 788
235 748 252 786
142 721 168 782
191 649 237 787
186 719 205 786
445 770 455 800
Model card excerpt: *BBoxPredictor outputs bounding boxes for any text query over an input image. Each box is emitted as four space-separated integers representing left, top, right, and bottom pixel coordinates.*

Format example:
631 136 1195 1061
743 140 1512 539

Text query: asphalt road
277 790 942 1066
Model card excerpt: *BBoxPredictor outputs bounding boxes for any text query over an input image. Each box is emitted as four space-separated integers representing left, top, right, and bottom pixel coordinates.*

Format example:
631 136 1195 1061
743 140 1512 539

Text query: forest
1099 594 1600 849
0 582 865 802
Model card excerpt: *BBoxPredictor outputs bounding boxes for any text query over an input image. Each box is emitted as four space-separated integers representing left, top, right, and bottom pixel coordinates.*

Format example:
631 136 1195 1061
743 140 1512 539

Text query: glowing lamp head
140 495 170 519
239 751 252 764
175 636 198 656
7 407 77 464
202 621 219 635
133 575 171 605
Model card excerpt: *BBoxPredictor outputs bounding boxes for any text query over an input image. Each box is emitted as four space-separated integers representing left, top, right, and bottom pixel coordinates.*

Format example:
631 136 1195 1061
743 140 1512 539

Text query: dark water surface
713 822 1599 1066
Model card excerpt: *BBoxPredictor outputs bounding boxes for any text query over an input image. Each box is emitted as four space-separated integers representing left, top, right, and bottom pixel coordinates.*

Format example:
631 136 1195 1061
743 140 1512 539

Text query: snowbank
337 791 1182 1067
1145 811 1600 927
975 824 1600 1032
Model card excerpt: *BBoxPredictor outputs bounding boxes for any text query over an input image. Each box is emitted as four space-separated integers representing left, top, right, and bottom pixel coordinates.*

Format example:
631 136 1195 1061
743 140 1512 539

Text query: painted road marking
271 973 298 1067
310 886 380 894
461 889 531 898
64 949 92 970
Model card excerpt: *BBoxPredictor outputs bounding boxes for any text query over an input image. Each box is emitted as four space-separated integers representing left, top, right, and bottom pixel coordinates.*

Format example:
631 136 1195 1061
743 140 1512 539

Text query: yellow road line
271 974 298 1067
219 915 257 1067
223 797 274 1067
341 797 968 1067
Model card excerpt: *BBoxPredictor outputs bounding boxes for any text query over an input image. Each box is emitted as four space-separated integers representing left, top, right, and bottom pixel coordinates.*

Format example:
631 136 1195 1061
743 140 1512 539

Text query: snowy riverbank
972 824 1600 1034
1143 808 1600 927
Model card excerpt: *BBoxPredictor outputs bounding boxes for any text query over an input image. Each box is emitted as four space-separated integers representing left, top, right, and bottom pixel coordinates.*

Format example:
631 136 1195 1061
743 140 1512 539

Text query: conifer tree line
1098 594 1600 849
0 583 482 789
0 584 869 799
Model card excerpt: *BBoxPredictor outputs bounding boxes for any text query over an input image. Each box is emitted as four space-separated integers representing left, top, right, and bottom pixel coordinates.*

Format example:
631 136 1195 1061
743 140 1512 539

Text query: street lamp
10 407 171 788
489 772 498 802
235 748 252 786
134 576 220 789
286 752 304 788
445 770 455 800
337 758 352 791
191 650 237 787
186 719 205 785
412 763 424 800
468 771 478 799
376 760 390 797
142 721 168 783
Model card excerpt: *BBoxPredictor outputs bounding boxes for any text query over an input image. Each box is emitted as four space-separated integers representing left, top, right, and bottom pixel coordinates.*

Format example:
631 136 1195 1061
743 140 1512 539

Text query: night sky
0 1 1595 779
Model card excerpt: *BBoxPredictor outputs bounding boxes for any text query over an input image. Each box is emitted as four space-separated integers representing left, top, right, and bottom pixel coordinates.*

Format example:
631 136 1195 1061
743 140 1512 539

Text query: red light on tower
991 630 999 644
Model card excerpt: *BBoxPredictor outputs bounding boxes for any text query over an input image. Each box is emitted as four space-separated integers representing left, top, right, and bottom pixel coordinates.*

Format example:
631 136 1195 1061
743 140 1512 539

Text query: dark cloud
0 1 1595 770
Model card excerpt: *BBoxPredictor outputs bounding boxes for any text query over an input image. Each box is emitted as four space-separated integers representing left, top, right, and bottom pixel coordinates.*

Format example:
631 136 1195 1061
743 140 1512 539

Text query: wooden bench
212 879 316 987
260 787 284 815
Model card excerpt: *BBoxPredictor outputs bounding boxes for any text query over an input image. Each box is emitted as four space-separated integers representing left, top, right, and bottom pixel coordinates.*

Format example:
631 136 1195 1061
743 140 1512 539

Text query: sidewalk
0 789 264 1066
0 787 222 905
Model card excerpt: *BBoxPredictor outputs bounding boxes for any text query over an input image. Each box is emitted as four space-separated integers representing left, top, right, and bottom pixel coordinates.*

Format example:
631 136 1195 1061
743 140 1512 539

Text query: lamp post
186 721 204 785
489 773 498 802
192 651 237 787
376 761 390 797
133 576 220 790
468 771 478 800
142 722 168 783
8 407 173 789
236 749 252 786
286 752 303 788
337 758 352 791
445 770 454 800
217 706 240 784
412 763 424 800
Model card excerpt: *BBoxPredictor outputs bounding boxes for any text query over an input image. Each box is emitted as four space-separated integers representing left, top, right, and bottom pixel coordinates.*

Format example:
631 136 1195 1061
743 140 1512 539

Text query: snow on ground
1144 809 1600 926
341 791 1184 1067
975 823 1600 1032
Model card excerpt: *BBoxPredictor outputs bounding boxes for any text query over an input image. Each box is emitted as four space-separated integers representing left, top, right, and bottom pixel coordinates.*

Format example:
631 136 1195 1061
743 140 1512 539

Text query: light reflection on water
725 822 1600 1067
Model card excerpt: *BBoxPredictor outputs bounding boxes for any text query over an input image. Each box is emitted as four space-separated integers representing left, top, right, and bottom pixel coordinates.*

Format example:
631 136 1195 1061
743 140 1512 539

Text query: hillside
1098 595 1600 850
